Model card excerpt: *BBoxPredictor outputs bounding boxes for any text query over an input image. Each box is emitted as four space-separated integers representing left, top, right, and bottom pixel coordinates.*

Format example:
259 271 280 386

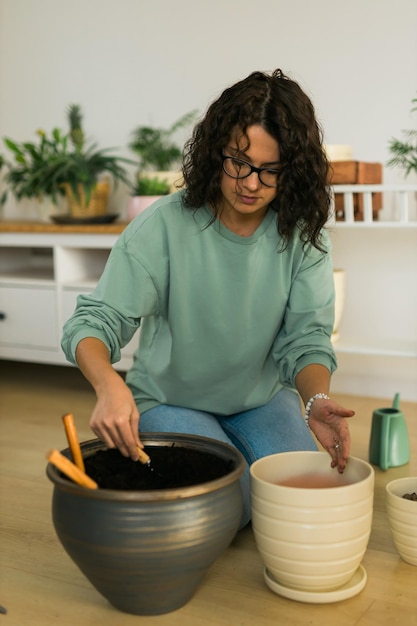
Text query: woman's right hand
75 337 142 461
90 373 142 461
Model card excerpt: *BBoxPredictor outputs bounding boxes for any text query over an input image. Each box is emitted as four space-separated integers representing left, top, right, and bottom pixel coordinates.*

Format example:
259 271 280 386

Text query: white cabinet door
0 285 57 348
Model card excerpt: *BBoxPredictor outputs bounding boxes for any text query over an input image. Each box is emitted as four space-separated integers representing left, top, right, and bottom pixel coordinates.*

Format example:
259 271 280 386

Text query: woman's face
219 125 280 225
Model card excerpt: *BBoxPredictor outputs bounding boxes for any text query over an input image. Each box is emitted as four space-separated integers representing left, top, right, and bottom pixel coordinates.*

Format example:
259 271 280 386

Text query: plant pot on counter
46 433 245 616
127 194 162 220
62 179 111 218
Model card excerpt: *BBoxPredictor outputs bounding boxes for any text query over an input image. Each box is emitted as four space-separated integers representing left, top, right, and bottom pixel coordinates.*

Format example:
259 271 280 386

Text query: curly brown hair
182 69 331 251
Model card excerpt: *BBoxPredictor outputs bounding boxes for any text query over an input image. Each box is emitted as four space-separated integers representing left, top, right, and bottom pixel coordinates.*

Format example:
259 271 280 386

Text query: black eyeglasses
222 154 281 188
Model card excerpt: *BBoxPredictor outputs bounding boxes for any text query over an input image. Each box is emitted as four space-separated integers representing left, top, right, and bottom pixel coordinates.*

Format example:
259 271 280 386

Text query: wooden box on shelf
328 161 383 221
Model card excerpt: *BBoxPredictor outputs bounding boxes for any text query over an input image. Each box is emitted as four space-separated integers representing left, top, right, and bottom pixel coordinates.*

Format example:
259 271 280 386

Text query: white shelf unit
0 232 138 370
330 183 417 227
0 183 416 399
329 184 417 401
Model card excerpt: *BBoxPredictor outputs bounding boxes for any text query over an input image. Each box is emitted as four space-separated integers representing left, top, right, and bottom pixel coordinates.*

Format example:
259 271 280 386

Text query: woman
62 69 354 527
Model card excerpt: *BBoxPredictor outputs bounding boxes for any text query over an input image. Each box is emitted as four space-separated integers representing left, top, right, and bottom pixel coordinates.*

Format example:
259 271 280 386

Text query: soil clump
402 492 417 501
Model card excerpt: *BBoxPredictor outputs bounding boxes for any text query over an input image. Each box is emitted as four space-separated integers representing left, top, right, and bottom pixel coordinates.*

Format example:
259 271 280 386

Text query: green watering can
368 393 410 470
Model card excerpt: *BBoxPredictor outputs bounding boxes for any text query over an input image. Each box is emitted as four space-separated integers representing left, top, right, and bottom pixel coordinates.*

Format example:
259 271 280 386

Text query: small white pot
386 477 417 566
127 195 162 221
333 269 345 342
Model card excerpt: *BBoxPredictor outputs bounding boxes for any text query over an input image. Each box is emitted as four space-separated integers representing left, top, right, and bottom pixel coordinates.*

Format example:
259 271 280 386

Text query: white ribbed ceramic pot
250 451 374 592
386 477 417 566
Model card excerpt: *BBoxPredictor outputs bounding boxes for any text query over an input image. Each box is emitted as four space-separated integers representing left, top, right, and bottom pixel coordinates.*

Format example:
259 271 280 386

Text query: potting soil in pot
83 446 233 490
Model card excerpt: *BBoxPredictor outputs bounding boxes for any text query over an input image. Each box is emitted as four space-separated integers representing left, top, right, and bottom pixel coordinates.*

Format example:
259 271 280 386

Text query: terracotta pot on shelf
328 161 383 221
46 433 245 616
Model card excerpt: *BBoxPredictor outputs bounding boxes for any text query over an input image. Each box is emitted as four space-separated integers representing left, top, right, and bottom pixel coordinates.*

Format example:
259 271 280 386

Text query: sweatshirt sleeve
61 240 159 365
272 232 338 387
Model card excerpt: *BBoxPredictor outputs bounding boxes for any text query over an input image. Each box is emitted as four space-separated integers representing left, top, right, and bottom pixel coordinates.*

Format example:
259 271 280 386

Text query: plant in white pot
127 110 197 220
127 174 171 220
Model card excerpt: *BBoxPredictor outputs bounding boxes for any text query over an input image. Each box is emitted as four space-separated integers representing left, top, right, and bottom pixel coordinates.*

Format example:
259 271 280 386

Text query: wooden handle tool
62 413 85 472
47 449 98 489
137 446 151 465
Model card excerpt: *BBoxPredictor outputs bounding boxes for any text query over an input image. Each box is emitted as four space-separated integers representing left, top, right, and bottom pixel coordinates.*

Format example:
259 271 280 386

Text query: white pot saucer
264 565 367 604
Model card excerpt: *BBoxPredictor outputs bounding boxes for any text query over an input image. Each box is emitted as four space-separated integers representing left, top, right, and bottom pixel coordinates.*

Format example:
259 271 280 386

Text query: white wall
329 228 417 403
1 0 416 207
1 0 416 401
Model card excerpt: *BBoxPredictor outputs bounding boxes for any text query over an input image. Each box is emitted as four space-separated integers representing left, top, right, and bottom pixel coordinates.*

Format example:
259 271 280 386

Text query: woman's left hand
307 398 355 473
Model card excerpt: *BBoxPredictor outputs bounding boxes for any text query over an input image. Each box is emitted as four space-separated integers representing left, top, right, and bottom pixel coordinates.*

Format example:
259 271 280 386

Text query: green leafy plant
0 128 69 204
387 94 417 177
129 110 197 171
0 104 136 206
132 175 171 196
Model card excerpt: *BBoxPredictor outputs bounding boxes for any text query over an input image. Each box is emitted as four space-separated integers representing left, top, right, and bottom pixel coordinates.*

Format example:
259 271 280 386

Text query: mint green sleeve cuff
292 352 337 383
61 327 120 366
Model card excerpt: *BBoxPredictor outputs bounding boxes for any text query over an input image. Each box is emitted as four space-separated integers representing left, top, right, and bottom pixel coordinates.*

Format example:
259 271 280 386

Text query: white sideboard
0 224 137 371
1 184 416 400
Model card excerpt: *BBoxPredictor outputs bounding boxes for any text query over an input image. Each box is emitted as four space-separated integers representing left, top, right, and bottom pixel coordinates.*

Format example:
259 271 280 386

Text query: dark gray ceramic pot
46 433 245 615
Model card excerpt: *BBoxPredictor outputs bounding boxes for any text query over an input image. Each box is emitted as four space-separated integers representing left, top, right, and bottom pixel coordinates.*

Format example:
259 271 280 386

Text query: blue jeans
140 388 318 529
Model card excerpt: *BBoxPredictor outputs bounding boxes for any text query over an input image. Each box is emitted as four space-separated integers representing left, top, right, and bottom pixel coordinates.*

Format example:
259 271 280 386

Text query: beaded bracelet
304 393 330 427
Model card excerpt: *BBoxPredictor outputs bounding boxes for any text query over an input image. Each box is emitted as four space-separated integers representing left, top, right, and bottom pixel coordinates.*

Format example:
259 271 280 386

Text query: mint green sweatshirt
61 191 337 415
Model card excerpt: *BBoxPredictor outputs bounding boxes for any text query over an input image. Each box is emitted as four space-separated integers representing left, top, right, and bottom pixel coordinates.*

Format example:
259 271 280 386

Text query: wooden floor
1 359 416 625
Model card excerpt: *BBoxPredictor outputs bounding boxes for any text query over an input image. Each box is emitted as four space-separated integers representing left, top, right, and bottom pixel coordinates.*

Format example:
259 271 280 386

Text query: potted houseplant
42 104 136 219
132 175 171 196
129 109 197 174
0 127 69 218
387 94 417 178
0 104 136 220
127 174 171 220
126 110 196 221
